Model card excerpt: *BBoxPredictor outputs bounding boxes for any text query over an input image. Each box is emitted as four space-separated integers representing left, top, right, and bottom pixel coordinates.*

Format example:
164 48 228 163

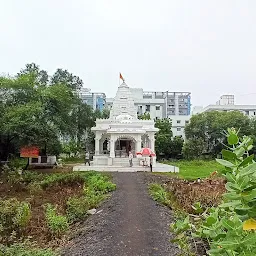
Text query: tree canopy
0 63 100 160
183 111 255 159
154 118 183 159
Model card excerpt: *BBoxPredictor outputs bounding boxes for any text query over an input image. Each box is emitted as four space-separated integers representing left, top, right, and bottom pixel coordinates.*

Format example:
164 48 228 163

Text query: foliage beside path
151 129 256 255
0 169 116 255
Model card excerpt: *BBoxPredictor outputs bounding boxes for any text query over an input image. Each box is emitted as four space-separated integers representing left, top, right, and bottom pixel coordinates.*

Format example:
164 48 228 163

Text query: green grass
61 156 85 164
162 160 224 180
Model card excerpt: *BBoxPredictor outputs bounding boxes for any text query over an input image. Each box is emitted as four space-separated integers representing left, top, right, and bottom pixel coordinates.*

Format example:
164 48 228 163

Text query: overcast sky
1 0 256 107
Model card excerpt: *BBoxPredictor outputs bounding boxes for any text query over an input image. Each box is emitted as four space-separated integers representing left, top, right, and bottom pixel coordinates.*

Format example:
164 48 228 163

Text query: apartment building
193 95 256 117
79 88 106 111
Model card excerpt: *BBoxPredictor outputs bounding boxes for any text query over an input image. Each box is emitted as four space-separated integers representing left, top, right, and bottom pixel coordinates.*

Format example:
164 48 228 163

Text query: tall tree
51 69 83 91
184 110 252 158
18 63 49 85
0 71 77 159
155 118 173 159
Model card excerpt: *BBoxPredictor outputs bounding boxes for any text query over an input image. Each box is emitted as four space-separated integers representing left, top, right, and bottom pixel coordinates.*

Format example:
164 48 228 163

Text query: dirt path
62 173 180 256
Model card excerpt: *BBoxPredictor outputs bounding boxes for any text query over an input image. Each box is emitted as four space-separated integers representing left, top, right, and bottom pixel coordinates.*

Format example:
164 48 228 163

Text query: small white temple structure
91 81 158 166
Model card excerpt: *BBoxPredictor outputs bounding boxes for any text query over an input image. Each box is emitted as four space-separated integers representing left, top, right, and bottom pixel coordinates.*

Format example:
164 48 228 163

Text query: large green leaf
221 149 237 161
240 162 256 177
216 159 235 168
225 172 237 183
241 189 256 201
234 147 245 158
224 192 241 201
219 200 241 208
221 219 235 231
236 176 250 190
239 154 254 168
227 133 239 145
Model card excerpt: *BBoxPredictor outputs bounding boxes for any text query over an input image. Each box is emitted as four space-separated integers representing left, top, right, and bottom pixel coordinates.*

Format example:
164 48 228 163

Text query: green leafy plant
40 172 86 189
171 128 256 255
86 174 116 194
170 216 195 256
0 198 31 239
67 173 116 223
66 196 90 223
149 183 170 206
45 204 68 237
0 240 58 256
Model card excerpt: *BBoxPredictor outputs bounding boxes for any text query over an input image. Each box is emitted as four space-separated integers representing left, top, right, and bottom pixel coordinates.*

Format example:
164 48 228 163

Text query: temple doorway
115 137 135 157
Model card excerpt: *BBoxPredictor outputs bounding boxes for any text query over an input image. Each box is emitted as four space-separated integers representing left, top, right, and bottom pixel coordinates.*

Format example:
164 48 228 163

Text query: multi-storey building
106 88 191 137
193 95 256 117
79 88 106 111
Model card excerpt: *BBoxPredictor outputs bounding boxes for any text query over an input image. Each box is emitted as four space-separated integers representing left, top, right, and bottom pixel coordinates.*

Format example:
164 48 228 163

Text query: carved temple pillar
149 133 155 152
110 135 115 158
136 137 142 153
95 132 101 156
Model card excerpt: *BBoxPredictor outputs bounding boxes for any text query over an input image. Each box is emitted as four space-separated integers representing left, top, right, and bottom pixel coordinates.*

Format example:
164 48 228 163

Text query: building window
254 111 256 116
146 105 150 112
185 120 189 124
177 120 181 124
156 106 160 110
177 127 181 131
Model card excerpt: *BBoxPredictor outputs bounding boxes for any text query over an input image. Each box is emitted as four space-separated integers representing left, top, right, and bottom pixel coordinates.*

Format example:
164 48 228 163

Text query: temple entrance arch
115 135 136 157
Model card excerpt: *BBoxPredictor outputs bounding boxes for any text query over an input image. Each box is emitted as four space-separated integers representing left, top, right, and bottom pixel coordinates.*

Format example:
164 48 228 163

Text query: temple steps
112 157 140 167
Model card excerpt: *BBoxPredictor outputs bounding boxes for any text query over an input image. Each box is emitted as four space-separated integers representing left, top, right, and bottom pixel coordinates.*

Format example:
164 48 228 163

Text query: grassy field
162 160 224 180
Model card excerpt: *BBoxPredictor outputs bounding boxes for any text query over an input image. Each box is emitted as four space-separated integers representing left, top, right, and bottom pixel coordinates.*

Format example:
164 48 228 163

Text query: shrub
171 128 256 255
0 198 31 238
45 204 68 237
86 174 116 194
40 173 86 189
5 171 22 186
0 241 57 256
27 182 43 194
66 173 116 223
22 171 45 184
8 158 27 171
66 196 89 223
148 183 170 206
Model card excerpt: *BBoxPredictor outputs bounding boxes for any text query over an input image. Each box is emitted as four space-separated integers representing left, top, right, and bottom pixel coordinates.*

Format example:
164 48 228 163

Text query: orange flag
120 73 125 82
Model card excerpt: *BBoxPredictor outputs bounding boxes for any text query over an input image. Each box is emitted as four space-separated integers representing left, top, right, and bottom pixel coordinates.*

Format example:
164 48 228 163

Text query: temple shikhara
91 80 158 167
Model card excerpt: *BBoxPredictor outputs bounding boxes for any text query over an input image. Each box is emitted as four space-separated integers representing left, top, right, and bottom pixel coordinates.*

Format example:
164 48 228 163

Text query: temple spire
110 76 137 120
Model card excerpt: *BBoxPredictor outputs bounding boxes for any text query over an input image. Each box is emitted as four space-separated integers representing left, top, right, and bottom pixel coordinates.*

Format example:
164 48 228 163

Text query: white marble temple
91 81 158 166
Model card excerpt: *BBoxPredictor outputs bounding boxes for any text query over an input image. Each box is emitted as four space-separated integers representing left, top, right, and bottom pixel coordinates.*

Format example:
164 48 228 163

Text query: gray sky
1 0 256 107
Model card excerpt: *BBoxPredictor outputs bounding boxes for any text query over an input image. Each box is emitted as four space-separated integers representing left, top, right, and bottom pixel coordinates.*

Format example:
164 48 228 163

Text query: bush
45 204 69 237
66 196 89 223
40 173 86 189
66 173 116 223
171 128 256 255
148 183 170 206
0 198 31 238
86 174 116 194
22 171 46 184
0 241 57 256
8 158 27 171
